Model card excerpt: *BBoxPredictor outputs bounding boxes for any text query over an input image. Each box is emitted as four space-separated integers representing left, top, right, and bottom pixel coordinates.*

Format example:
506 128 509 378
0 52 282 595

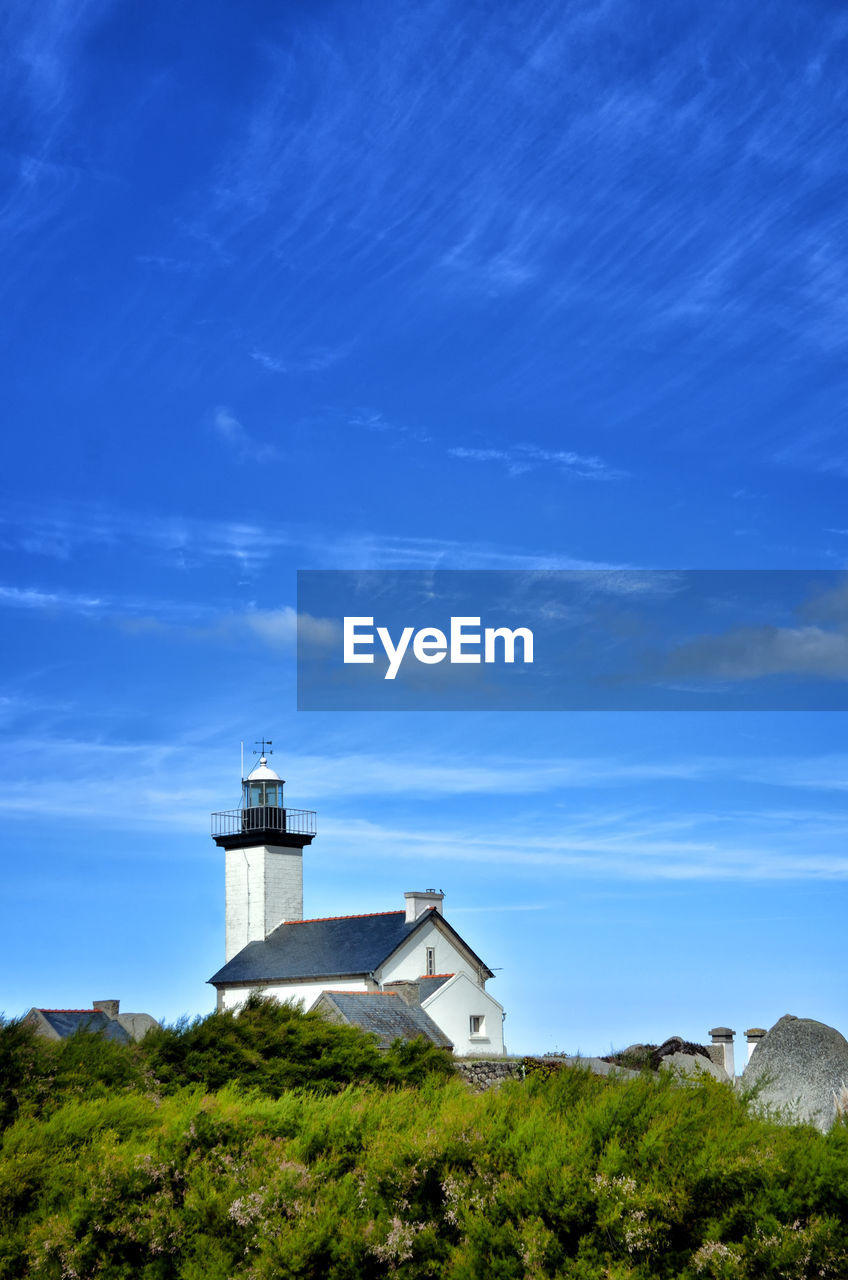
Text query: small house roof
34 1009 132 1042
314 991 453 1050
418 973 454 1001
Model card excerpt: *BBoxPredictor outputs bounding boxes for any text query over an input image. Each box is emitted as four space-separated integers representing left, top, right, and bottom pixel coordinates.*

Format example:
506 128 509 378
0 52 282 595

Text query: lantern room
242 755 285 810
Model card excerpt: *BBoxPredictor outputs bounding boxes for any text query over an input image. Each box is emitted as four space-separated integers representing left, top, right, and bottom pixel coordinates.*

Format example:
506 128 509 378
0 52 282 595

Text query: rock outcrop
659 1051 727 1081
742 1014 848 1131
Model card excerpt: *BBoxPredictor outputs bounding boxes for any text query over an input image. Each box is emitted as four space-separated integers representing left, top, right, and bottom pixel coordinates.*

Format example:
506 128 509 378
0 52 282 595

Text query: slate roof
208 909 493 987
209 911 417 984
418 974 454 1001
316 991 453 1050
35 1009 132 1043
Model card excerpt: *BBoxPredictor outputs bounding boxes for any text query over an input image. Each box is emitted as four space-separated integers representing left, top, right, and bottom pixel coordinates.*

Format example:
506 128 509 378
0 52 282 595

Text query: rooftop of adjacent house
31 1009 132 1042
25 1001 160 1043
314 991 454 1051
209 910 491 986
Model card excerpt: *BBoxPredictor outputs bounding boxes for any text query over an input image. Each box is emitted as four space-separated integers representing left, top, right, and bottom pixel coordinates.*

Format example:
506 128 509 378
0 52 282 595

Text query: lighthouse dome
243 755 285 809
246 757 283 784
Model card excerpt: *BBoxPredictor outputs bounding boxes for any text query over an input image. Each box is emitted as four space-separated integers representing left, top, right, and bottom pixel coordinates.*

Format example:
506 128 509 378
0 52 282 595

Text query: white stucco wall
422 973 504 1056
219 977 369 1013
224 845 303 961
377 916 481 987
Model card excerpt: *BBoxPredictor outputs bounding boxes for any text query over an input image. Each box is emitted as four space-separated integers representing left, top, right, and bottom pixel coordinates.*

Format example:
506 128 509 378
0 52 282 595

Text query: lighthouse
208 744 505 1053
211 745 317 961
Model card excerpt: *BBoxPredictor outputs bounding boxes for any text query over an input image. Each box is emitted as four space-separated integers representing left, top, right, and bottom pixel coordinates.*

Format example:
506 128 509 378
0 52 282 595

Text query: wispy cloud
348 410 398 433
136 254 198 275
660 623 848 682
211 406 279 463
650 578 848 684
0 501 616 573
5 0 109 115
0 584 104 613
0 581 334 654
317 814 848 882
5 733 848 880
251 345 350 375
449 443 624 480
174 0 848 367
347 409 431 445
0 1 110 257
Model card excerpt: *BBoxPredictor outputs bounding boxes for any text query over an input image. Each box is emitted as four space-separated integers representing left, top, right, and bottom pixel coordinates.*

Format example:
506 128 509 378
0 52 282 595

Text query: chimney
93 999 120 1018
745 1027 766 1062
404 889 444 923
710 1026 735 1078
383 980 421 1007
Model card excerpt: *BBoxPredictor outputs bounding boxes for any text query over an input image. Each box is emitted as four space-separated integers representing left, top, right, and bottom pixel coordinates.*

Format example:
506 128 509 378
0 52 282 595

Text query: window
470 1015 485 1036
425 947 436 976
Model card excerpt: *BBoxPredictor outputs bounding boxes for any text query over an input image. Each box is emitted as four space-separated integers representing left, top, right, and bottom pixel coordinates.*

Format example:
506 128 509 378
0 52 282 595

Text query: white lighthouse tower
211 743 317 961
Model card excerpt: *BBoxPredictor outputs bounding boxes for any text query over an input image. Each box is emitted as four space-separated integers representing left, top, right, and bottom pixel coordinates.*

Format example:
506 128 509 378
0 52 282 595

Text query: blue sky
3 0 848 1053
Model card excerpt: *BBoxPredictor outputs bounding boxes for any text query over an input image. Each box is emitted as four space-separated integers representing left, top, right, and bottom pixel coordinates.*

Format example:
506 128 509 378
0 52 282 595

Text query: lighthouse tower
211 747 317 961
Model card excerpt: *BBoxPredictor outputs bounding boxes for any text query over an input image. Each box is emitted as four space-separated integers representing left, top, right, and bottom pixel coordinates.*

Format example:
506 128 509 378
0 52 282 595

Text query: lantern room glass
243 781 283 808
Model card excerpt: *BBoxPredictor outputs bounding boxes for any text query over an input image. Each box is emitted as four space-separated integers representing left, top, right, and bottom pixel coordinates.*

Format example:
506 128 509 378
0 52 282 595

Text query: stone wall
455 1059 525 1091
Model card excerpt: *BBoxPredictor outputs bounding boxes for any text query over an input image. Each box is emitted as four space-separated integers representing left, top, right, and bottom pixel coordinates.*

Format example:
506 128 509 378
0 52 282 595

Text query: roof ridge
284 910 405 924
38 1008 105 1014
418 972 454 979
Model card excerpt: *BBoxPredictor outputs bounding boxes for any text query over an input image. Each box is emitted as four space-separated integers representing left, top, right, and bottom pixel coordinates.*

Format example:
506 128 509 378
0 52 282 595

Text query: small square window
470 1015 484 1035
425 947 436 976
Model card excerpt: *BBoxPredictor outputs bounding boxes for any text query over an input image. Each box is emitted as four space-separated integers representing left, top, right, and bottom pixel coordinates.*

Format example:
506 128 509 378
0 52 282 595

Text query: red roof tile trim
36 1008 100 1013
324 991 401 997
284 911 405 924
418 973 454 979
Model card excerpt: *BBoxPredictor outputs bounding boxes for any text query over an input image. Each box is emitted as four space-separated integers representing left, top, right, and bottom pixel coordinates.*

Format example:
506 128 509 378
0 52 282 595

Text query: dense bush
139 994 455 1096
0 1018 146 1132
4 1008 848 1277
0 997 454 1132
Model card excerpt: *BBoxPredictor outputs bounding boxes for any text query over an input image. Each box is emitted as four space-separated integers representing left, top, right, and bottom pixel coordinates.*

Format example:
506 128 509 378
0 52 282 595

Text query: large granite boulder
742 1014 848 1131
659 1051 728 1082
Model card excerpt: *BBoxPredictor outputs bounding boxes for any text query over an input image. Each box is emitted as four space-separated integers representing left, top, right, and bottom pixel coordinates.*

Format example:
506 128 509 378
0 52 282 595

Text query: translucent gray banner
297 570 848 710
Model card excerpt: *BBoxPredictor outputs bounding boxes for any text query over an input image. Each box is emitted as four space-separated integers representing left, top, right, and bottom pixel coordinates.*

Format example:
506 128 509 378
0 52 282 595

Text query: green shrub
0 998 455 1137
0 1018 44 1131
3 1061 848 1278
138 994 455 1095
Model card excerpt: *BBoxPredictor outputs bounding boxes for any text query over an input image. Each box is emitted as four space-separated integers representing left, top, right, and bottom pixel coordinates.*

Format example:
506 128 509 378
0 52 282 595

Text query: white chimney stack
404 889 444 923
746 1027 766 1061
710 1026 736 1078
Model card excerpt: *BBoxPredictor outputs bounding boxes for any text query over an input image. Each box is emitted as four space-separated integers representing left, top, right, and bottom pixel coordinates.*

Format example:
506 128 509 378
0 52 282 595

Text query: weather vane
254 738 273 757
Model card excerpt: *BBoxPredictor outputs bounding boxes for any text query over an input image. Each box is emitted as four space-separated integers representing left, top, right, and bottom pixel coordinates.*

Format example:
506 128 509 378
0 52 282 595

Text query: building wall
23 1009 59 1041
224 845 303 961
422 973 504 1056
376 917 481 987
218 977 370 1013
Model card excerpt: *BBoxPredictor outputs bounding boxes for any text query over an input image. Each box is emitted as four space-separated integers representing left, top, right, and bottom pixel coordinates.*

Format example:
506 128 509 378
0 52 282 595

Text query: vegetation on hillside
0 995 453 1133
2 1000 848 1278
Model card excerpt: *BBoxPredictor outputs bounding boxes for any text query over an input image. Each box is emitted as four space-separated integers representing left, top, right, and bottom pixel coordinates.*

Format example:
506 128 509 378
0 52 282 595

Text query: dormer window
425 947 435 976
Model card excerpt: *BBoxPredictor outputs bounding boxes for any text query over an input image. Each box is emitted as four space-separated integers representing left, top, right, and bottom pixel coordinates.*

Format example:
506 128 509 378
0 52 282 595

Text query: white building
208 754 505 1055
